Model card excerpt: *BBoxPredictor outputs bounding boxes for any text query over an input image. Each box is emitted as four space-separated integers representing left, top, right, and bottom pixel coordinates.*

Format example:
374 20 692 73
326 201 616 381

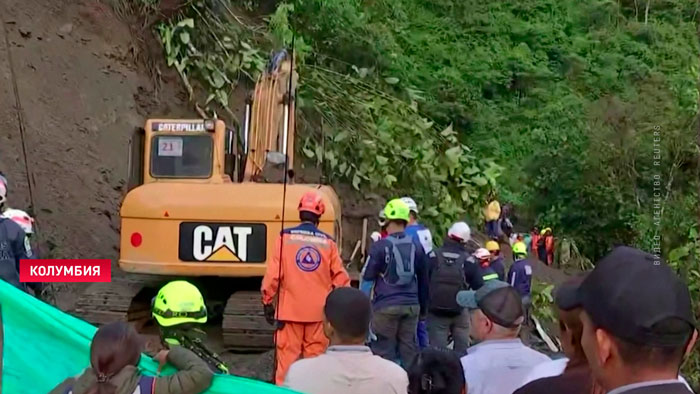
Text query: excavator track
74 276 160 329
222 291 275 351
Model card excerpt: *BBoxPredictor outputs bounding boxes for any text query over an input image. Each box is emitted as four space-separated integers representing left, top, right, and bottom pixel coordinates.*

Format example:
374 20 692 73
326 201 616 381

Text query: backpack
64 375 155 394
382 235 417 286
428 250 467 314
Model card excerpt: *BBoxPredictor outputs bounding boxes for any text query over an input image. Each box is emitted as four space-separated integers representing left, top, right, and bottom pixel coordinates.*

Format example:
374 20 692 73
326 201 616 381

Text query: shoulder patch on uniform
524 265 532 275
296 246 321 272
24 236 32 257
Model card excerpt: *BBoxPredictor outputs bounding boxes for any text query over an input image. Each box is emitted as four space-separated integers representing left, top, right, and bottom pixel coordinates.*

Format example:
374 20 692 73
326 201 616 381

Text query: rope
272 35 295 383
1 10 41 241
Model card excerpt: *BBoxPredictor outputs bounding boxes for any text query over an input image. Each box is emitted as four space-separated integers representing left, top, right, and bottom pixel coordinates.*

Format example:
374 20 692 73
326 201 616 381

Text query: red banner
19 259 111 282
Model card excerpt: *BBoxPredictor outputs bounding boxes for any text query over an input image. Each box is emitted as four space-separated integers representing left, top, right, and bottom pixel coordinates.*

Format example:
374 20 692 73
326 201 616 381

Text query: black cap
457 280 524 328
554 274 587 311
563 246 695 346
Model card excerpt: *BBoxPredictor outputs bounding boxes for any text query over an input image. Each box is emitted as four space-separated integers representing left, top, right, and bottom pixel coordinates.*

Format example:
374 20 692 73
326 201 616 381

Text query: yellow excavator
75 50 342 350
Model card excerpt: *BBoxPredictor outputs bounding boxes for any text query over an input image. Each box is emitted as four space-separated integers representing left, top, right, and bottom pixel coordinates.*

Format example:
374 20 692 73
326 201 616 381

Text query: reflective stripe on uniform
483 273 499 281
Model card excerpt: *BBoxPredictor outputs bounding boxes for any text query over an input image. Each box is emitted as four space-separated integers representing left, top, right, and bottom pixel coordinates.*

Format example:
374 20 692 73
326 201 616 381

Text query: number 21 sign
158 137 183 157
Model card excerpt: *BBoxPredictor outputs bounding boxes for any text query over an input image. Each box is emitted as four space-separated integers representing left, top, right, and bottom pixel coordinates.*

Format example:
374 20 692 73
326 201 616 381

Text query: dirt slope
0 0 191 309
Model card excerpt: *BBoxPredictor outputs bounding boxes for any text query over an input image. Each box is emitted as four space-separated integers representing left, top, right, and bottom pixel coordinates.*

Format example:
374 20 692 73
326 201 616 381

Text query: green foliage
299 66 501 232
530 280 556 324
155 1 266 120
286 0 699 259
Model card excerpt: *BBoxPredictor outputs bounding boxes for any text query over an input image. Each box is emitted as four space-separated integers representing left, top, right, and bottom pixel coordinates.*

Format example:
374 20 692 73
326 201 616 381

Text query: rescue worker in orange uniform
261 190 351 385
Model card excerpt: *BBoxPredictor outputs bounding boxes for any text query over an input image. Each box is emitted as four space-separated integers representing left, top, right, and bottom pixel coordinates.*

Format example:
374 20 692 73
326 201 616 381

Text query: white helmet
400 197 418 213
474 248 491 260
447 222 471 242
3 208 34 234
378 209 387 226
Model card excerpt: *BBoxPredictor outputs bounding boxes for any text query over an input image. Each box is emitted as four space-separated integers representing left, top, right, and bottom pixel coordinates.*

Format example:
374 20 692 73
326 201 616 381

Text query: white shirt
518 357 569 387
461 339 551 394
284 345 408 394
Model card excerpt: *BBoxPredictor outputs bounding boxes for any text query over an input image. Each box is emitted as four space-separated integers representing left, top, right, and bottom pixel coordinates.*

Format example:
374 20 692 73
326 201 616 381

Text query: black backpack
429 250 467 315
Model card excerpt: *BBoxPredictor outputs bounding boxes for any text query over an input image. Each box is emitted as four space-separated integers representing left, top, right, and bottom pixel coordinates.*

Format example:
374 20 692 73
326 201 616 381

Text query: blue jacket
508 258 533 297
0 217 30 290
405 223 434 254
362 232 429 315
490 256 506 282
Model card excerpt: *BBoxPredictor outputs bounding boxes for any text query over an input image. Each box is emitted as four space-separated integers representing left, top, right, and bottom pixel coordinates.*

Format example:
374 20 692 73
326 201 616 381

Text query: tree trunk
644 0 651 24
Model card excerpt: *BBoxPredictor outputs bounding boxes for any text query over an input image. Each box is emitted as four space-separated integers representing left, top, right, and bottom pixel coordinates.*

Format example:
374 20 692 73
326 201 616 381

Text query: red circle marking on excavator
131 232 142 247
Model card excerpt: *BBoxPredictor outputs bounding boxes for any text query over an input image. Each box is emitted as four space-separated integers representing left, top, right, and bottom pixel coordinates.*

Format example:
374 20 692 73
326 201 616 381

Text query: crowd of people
266 194 697 394
3 186 696 394
483 195 554 266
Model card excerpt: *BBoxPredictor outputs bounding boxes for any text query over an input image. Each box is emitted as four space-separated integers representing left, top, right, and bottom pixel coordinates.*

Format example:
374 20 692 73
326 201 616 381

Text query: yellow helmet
512 241 527 256
485 240 500 252
383 199 411 222
152 280 207 327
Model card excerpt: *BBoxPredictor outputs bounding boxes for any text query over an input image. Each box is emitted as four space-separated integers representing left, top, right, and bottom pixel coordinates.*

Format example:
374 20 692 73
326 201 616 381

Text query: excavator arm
241 49 298 183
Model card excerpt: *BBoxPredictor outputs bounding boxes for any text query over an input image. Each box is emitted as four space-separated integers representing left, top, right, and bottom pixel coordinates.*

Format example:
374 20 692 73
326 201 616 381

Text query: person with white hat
0 176 32 291
400 197 434 255
426 221 484 354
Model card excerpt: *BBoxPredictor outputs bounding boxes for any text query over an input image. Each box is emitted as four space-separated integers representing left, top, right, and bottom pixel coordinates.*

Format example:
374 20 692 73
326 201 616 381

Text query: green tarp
0 281 295 394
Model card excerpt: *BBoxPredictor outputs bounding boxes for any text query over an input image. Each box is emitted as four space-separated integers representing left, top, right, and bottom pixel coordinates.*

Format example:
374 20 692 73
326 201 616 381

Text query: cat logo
179 222 267 263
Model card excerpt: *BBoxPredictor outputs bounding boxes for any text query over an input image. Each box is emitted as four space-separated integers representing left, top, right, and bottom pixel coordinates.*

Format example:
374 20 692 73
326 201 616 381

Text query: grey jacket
0 217 30 290
49 346 213 394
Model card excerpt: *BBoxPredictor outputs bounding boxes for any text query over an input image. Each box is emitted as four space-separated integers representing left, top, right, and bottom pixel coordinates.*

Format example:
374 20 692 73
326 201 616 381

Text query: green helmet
512 241 527 257
384 199 411 222
152 280 207 327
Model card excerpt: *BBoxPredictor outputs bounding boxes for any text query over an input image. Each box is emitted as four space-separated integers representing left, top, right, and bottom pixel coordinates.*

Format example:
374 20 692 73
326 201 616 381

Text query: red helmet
298 191 325 216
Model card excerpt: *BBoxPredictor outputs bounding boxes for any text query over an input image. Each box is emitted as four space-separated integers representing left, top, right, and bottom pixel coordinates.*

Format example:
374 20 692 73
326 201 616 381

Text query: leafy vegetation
299 66 501 231
287 0 699 258
530 280 556 324
153 1 266 121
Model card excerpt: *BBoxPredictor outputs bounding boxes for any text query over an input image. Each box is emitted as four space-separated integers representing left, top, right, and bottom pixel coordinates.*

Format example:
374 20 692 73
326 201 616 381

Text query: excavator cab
76 50 343 350
126 119 234 190
119 117 341 277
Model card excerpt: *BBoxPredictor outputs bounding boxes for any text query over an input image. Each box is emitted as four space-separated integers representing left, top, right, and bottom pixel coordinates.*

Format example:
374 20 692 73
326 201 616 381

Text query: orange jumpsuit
545 235 554 265
261 222 351 384
531 233 540 259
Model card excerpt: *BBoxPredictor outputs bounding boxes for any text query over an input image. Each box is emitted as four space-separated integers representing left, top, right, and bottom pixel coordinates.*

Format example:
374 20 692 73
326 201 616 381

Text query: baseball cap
559 246 695 346
554 274 587 311
457 280 524 328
